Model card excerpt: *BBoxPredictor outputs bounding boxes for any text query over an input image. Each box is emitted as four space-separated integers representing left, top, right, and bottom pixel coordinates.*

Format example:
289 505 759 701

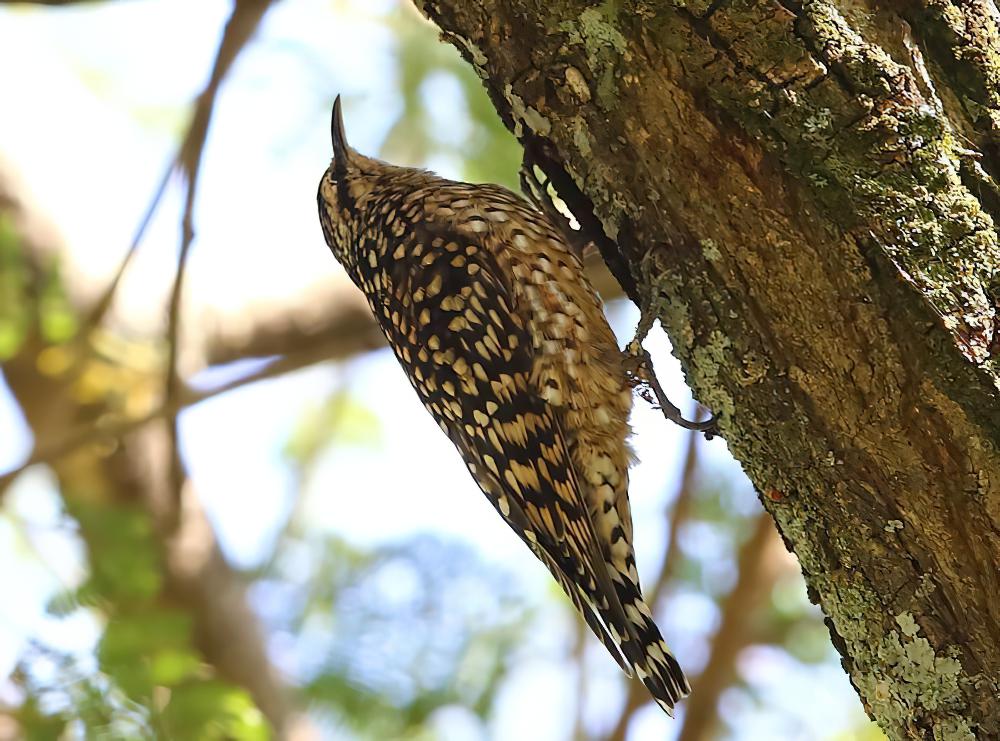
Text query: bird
317 95 690 715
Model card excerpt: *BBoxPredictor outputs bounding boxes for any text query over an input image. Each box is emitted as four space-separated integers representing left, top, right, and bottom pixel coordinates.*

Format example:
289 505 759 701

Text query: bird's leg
625 252 719 437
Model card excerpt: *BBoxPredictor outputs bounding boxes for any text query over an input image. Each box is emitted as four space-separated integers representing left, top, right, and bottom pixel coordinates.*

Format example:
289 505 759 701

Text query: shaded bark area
418 0 1000 737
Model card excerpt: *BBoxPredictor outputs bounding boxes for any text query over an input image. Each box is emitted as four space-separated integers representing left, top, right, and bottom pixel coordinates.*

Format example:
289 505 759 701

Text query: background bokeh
0 1 884 738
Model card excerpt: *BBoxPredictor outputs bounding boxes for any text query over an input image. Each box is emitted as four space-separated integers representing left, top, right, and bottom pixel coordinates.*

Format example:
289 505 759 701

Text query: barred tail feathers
619 591 690 715
547 551 688 714
532 529 690 714
600 569 690 716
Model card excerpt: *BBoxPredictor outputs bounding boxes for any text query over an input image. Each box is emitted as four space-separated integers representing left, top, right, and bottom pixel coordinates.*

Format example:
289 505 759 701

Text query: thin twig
161 0 273 528
0 0 106 4
652 429 700 604
85 1 269 330
571 608 590 741
83 163 174 329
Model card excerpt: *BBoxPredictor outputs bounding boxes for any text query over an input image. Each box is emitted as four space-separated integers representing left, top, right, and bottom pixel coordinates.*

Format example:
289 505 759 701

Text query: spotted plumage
317 96 689 714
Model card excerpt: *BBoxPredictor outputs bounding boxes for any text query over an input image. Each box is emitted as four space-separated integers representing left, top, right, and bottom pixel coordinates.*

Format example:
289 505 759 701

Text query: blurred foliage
11 643 267 740
381 4 522 189
1 213 270 739
11 645 153 740
0 214 28 359
272 410 533 738
254 532 531 739
0 214 77 360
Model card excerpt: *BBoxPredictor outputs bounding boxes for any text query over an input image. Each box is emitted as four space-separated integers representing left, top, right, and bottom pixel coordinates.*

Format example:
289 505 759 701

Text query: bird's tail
599 569 690 716
525 528 689 714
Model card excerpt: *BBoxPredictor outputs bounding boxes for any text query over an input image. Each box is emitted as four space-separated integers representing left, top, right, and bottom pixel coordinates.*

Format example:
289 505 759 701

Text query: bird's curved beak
331 95 350 171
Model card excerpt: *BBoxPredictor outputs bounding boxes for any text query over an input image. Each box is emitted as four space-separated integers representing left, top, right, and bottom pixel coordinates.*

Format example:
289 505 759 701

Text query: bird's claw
625 331 719 439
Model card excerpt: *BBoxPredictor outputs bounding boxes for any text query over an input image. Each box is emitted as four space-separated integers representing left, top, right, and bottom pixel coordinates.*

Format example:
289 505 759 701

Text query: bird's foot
626 253 719 438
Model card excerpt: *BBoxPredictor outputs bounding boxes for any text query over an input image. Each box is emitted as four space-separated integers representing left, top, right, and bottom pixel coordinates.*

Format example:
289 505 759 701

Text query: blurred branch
202 293 385 365
571 613 590 741
677 513 781 741
607 428 699 741
85 0 272 330
165 477 300 738
162 0 273 528
653 429 700 604
0 1 114 4
0 340 341 493
2 294 384 495
201 253 617 368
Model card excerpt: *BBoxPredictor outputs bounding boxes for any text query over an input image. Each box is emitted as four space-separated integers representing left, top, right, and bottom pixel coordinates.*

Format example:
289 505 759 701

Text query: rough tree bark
417 1 1000 738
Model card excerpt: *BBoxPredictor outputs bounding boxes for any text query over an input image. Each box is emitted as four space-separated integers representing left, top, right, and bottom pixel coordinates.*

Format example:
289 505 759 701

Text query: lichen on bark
421 0 1000 736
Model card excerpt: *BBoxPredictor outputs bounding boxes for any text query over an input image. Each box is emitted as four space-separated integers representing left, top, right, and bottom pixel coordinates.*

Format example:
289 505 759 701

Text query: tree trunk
418 1 1000 737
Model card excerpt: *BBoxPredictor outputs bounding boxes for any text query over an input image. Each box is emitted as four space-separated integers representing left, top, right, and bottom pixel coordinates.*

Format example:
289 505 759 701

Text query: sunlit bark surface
420 1 1000 737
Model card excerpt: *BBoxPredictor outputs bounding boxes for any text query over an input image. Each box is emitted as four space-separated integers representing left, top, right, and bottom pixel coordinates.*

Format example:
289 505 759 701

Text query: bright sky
0 2 875 739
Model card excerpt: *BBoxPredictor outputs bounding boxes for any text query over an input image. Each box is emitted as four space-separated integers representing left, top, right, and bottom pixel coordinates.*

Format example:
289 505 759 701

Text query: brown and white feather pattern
317 98 689 715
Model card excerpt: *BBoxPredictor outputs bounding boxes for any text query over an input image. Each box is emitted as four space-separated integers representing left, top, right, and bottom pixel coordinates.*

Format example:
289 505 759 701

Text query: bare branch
0 1 119 5
164 479 299 736
570 613 590 741
162 0 273 529
83 160 173 328
0 316 371 494
653 430 701 603
201 253 620 371
84 0 271 330
201 288 383 364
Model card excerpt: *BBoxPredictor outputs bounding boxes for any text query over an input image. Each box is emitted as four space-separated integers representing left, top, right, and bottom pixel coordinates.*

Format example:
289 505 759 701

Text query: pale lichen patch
700 237 722 262
896 611 919 637
564 65 591 103
446 30 490 78
558 5 630 106
570 117 593 157
522 106 552 136
839 596 974 738
503 84 552 138
691 330 737 419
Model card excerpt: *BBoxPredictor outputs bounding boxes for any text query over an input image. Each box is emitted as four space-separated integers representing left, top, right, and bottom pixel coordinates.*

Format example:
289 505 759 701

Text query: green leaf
98 610 196 698
160 681 270 741
148 648 203 686
0 213 29 360
45 581 104 618
70 501 163 602
38 258 78 344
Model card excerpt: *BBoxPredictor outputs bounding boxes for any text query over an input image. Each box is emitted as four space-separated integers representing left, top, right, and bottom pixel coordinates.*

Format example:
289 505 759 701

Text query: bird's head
318 96 439 278
317 95 386 268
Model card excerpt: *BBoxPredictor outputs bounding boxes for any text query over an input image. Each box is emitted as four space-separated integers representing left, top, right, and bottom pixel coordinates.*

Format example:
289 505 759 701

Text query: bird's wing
373 226 635 667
